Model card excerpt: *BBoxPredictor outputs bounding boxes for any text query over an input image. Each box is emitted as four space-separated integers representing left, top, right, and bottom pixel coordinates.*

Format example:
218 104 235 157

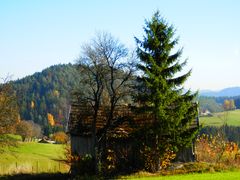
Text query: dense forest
10 63 240 136
12 63 81 135
11 63 134 136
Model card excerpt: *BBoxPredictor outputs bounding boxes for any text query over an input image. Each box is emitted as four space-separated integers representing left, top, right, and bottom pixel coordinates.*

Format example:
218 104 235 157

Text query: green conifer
135 11 199 171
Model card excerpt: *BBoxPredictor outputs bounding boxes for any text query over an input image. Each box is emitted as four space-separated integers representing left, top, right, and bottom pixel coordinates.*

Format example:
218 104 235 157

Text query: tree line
0 80 41 144
199 96 239 114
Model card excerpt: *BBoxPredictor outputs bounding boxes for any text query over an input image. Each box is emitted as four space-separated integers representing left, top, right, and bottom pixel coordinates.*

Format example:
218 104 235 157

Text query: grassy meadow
123 171 240 180
200 109 240 126
1 109 240 177
0 141 69 175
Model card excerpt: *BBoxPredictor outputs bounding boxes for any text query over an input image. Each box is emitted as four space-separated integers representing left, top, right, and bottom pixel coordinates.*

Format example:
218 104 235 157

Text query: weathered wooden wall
71 135 94 156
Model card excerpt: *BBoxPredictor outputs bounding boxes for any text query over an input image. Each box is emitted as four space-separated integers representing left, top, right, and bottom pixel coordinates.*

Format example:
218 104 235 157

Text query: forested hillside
11 62 240 136
12 64 81 135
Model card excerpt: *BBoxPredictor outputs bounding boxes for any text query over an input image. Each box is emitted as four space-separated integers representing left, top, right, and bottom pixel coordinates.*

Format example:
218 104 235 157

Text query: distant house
200 109 212 117
67 101 199 171
38 137 56 144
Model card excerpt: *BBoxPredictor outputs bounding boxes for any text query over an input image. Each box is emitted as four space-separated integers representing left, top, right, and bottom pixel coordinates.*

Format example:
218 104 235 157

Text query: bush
140 144 176 172
52 131 68 144
195 133 239 166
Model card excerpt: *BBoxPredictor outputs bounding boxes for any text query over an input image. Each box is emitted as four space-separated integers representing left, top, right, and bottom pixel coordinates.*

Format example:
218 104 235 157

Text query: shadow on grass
0 173 69 180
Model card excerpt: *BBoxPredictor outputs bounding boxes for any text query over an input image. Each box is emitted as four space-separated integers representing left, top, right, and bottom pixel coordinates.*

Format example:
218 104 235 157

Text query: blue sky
0 0 240 90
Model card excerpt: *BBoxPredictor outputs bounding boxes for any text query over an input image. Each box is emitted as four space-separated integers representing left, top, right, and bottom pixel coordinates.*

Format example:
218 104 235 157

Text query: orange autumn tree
47 113 55 126
52 131 68 144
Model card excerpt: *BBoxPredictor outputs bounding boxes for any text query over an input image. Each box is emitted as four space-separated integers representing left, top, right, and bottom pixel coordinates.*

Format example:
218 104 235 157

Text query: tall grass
0 161 68 175
122 171 240 180
0 142 69 175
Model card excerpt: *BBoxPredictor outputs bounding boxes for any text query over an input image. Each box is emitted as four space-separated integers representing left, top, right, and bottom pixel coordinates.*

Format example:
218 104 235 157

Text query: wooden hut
67 102 199 169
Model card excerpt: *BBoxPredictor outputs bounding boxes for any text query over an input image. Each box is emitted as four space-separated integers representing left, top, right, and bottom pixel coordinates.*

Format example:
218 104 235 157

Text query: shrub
0 134 19 150
52 131 68 144
195 133 239 166
140 144 176 172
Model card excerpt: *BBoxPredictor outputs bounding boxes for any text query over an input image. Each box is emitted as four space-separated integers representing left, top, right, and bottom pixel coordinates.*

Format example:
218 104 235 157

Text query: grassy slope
0 142 69 174
125 171 240 180
200 109 240 126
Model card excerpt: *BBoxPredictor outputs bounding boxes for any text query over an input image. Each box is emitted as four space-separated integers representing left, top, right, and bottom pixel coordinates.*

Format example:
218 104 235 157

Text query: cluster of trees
74 11 198 174
0 80 42 144
15 120 42 141
223 99 236 111
199 96 238 114
214 96 240 108
198 96 223 113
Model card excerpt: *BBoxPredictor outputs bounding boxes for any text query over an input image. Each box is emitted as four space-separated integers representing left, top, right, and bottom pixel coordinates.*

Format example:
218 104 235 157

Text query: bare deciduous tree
15 120 33 141
15 120 42 141
75 32 136 173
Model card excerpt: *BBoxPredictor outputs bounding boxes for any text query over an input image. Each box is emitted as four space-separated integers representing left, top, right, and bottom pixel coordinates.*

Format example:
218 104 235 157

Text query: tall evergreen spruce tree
135 11 198 172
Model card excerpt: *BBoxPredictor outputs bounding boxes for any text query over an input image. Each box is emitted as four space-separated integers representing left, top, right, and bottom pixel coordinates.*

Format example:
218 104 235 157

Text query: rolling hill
200 87 240 97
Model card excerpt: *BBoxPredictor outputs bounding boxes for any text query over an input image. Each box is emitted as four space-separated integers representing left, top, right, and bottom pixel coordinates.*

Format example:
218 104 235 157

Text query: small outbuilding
67 101 199 172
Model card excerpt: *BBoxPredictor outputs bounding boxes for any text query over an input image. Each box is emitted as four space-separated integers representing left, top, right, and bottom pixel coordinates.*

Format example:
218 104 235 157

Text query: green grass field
200 109 240 126
0 142 69 175
124 171 240 180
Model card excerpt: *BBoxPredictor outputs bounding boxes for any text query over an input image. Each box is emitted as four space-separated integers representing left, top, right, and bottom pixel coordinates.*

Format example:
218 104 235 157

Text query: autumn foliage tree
47 113 55 126
52 131 68 144
223 99 236 111
0 80 18 134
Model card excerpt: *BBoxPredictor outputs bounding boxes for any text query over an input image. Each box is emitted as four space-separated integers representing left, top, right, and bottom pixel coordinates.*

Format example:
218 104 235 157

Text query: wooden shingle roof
68 103 199 137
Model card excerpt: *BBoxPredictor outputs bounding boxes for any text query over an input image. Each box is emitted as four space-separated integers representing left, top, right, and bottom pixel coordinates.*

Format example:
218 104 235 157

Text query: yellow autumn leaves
31 101 55 126
47 113 55 126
